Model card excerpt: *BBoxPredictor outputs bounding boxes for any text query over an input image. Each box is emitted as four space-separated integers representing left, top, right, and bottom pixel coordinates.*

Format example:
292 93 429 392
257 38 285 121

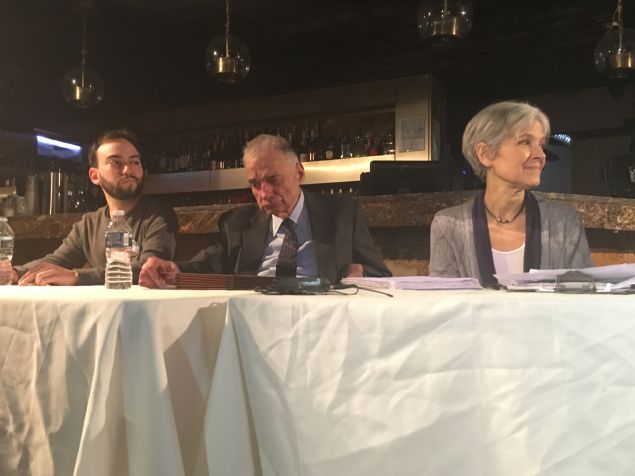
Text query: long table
2 287 635 475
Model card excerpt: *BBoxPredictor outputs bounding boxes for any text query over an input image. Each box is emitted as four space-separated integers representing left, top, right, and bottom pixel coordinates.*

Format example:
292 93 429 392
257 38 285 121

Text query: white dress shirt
257 191 319 277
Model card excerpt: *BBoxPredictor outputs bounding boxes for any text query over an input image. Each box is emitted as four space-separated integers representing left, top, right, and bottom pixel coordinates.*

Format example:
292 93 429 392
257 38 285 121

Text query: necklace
484 201 525 224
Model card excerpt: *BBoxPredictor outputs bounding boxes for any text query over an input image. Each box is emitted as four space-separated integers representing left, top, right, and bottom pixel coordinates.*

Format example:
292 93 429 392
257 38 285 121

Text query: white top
257 191 319 277
492 244 525 275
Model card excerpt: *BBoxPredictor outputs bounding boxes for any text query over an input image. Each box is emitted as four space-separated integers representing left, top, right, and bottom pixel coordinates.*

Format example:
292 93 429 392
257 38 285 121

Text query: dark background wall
1 0 634 196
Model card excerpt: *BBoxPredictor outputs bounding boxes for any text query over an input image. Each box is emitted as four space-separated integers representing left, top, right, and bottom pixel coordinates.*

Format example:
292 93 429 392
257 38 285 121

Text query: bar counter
8 191 635 274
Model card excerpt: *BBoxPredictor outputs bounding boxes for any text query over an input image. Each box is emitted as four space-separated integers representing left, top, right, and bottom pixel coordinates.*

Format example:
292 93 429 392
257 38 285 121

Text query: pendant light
594 0 635 78
417 0 474 42
205 0 251 83
61 15 104 108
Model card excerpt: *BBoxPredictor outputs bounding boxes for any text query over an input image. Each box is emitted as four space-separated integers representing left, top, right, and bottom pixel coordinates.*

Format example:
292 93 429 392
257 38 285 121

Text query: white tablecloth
0 285 248 476
208 289 635 476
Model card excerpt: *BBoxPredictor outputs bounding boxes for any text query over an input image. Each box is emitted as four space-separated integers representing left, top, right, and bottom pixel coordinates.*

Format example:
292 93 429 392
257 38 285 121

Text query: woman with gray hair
429 100 592 287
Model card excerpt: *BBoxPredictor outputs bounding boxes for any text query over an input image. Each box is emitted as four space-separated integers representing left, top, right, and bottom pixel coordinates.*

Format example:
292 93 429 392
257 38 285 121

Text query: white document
341 276 482 290
495 263 635 293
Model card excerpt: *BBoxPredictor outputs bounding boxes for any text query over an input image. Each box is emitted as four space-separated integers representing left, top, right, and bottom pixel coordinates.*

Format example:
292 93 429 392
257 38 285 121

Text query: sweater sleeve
130 203 179 283
429 212 462 278
13 216 98 283
563 208 594 269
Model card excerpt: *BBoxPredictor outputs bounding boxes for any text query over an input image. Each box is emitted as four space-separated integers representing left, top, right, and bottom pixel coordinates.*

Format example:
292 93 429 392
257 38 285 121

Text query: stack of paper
495 263 635 293
341 276 482 291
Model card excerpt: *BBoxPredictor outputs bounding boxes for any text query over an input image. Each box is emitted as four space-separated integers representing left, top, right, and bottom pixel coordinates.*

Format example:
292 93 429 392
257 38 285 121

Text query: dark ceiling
0 0 632 134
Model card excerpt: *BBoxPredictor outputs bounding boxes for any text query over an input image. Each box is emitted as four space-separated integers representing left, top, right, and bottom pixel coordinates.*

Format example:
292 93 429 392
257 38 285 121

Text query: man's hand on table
139 256 180 288
18 262 79 286
342 263 364 278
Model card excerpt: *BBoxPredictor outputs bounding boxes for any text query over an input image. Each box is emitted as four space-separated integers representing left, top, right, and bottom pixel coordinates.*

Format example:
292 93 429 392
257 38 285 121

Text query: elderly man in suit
139 133 391 287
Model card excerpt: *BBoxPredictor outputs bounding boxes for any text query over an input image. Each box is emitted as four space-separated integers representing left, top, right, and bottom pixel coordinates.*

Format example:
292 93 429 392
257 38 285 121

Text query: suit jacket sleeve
177 212 230 274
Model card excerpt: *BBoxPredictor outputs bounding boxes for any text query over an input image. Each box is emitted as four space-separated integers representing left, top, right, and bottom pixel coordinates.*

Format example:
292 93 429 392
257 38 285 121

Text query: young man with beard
12 129 178 285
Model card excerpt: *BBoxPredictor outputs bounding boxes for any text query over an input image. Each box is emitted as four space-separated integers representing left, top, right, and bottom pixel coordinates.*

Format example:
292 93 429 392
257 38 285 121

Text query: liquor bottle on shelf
199 140 212 171
162 144 172 173
351 130 366 158
209 134 220 170
178 146 190 172
242 128 252 162
382 130 396 155
165 142 175 173
156 147 168 174
297 129 309 163
338 134 352 159
324 135 335 160
187 143 198 172
223 134 233 169
366 129 379 156
229 131 244 168
286 125 298 153
307 124 322 162
165 143 175 173
216 134 227 170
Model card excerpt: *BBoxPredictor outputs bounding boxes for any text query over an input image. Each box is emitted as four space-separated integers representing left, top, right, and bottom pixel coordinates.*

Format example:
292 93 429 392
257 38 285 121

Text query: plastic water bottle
105 210 133 289
0 217 15 286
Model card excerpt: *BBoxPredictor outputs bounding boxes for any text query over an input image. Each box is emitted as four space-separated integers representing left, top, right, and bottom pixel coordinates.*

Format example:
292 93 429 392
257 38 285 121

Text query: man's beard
99 174 144 200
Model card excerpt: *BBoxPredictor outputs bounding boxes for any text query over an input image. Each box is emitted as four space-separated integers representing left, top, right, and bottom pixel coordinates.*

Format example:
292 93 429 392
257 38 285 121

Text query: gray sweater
429 195 593 280
14 197 178 285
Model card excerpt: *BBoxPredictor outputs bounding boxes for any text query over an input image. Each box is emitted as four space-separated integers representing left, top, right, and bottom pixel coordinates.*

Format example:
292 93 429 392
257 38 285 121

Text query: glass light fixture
205 0 251 83
594 0 635 78
417 0 474 42
61 17 104 108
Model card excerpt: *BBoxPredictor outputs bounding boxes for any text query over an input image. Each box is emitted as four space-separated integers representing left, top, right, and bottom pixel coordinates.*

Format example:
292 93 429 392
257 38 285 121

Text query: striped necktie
275 218 298 277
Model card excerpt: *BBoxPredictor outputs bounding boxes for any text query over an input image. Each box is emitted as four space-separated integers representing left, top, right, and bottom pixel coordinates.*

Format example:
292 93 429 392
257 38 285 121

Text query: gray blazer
429 195 593 280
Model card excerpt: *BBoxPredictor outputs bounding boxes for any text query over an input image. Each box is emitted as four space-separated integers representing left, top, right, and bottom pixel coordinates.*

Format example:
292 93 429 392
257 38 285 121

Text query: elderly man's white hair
242 134 299 165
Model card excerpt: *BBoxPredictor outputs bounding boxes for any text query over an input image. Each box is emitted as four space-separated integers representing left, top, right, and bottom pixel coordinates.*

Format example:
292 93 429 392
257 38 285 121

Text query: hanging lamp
205 0 251 83
417 0 474 42
594 0 635 78
61 15 104 108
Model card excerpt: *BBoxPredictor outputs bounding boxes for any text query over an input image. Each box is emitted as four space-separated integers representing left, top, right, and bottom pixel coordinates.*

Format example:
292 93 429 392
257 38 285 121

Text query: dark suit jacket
178 192 391 283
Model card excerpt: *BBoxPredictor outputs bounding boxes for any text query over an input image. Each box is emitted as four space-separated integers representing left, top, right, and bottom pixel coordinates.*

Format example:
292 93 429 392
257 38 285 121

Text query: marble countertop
8 191 635 239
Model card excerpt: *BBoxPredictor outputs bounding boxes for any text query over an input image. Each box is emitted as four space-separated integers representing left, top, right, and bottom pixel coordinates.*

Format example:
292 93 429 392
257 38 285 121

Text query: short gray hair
462 101 550 181
243 134 298 165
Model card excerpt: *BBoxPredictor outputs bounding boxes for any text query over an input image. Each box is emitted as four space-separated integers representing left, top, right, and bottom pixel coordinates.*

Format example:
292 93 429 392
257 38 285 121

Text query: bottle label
106 231 131 248
0 236 13 258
